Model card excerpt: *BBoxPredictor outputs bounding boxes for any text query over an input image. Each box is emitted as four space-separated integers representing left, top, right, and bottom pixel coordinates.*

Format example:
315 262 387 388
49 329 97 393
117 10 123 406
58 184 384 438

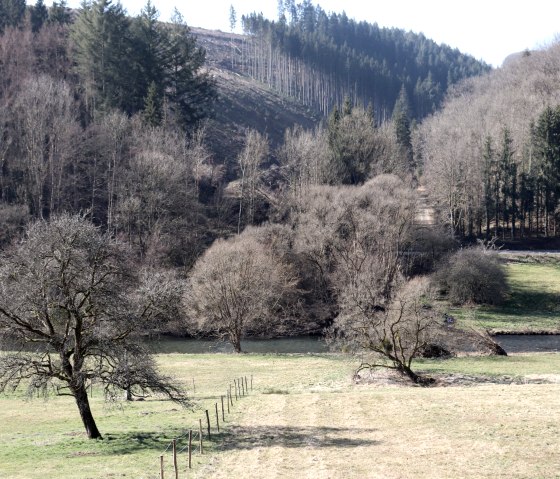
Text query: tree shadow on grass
220 425 381 450
505 290 560 313
99 428 190 456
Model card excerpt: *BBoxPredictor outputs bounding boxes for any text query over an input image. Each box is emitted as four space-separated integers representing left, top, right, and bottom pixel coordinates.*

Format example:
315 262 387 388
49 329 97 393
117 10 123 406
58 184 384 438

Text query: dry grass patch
2 351 560 478
199 383 560 479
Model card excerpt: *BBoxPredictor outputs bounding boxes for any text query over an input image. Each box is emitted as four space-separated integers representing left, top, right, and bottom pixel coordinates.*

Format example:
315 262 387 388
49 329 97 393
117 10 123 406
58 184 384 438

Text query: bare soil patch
353 367 560 387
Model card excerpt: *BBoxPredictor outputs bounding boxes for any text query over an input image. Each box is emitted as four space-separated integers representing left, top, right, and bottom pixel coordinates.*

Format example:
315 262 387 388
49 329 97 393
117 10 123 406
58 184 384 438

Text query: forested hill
190 28 321 162
239 2 491 120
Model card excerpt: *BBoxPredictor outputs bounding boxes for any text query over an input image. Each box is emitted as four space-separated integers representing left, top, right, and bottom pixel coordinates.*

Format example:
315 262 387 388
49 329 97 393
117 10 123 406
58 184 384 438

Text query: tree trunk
73 383 103 439
230 331 243 353
398 364 423 384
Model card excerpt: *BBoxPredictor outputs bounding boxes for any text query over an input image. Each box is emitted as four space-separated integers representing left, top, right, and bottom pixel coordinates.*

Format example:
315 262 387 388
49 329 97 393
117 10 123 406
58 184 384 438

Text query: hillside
240 6 490 121
192 20 489 164
419 40 560 240
192 28 322 165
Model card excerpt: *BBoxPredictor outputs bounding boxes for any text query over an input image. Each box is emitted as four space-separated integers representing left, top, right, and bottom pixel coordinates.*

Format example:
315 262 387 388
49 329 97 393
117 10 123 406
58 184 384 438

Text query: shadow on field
506 290 559 312
100 429 187 455
221 425 381 450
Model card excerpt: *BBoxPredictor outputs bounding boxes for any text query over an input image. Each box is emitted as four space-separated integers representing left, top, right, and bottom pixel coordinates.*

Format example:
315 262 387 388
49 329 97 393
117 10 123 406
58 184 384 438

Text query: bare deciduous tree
293 175 441 382
184 227 298 352
236 129 268 232
12 75 79 218
0 214 187 439
331 277 442 384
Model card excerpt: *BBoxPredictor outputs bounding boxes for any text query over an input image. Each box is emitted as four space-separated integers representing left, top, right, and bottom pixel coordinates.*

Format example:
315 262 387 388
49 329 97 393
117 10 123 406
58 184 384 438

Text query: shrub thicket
435 248 507 305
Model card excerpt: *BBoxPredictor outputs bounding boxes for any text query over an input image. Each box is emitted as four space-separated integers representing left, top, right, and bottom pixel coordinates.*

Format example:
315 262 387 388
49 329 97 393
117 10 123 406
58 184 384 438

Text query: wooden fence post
199 419 203 454
240 377 245 396
160 454 164 479
172 439 178 479
244 376 248 394
234 380 238 400
221 395 225 421
205 409 211 439
226 390 230 414
188 430 192 469
215 403 220 432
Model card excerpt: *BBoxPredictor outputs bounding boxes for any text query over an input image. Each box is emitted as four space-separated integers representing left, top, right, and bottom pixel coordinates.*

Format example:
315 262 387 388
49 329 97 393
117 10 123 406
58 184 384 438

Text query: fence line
155 373 254 479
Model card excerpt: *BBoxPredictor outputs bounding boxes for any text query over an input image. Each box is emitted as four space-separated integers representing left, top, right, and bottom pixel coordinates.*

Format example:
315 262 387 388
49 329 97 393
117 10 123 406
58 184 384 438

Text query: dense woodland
239 0 490 120
0 0 489 261
1 0 560 428
420 44 560 240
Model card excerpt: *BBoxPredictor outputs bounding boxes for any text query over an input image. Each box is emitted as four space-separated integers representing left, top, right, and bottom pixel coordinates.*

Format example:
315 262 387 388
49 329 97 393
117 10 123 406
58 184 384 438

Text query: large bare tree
332 277 442 384
185 227 298 352
293 175 441 382
0 214 186 439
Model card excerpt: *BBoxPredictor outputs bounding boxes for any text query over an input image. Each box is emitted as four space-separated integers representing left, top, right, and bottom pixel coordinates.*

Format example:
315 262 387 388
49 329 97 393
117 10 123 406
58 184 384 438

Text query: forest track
415 185 436 226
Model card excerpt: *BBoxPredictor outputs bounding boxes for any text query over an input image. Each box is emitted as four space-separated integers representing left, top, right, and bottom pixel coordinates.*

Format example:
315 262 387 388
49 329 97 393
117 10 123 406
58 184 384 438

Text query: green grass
451 260 560 332
1 351 560 478
417 352 560 377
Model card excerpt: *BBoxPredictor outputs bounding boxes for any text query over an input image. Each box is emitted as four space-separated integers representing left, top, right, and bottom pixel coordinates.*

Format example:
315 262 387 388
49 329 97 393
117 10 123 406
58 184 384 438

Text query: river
148 334 560 355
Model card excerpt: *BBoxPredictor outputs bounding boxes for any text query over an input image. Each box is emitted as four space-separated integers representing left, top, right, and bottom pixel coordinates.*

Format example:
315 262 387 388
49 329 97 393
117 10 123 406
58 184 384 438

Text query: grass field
452 259 560 332
2 351 560 478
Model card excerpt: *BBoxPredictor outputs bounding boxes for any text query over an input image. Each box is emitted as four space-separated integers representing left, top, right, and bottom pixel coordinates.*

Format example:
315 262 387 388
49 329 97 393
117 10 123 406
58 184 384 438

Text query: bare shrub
184 227 298 352
331 277 443 384
434 247 507 305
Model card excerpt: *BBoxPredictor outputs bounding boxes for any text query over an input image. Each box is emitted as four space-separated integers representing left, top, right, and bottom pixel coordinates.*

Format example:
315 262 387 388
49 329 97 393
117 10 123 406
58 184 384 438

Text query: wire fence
153 374 253 479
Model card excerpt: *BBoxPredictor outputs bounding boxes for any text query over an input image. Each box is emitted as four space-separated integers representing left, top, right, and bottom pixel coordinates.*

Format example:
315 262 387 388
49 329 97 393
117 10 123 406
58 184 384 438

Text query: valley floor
2 352 560 479
198 374 560 478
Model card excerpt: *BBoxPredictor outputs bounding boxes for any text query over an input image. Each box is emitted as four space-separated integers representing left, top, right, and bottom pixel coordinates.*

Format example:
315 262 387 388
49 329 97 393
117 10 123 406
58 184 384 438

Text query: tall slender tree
71 0 132 116
30 0 49 32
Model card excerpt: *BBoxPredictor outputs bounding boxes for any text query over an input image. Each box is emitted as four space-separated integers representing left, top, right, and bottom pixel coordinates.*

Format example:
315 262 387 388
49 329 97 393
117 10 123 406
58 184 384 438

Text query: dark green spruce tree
48 0 70 24
532 105 560 235
71 0 133 116
0 0 26 32
30 0 48 32
142 80 162 126
393 86 414 171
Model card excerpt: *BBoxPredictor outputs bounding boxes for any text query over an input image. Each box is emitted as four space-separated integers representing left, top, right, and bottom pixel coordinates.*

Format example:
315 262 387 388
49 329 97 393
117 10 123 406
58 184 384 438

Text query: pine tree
30 0 48 32
142 81 162 127
129 0 168 111
163 12 216 128
48 0 70 24
532 106 560 235
393 86 414 171
71 0 133 117
0 0 26 32
482 136 495 239
499 128 515 238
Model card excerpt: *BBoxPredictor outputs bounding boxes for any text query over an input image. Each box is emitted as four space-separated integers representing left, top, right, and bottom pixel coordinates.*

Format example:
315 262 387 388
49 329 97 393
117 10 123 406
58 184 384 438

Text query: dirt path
415 185 436 226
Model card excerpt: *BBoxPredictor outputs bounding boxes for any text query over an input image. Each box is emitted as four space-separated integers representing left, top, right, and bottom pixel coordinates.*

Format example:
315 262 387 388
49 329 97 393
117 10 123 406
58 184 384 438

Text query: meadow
1 351 560 478
453 257 560 332
1 259 560 478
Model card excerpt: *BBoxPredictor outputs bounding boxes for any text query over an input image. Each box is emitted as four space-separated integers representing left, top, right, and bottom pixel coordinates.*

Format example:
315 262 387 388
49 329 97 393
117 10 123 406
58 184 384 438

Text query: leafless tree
292 175 441 382
278 125 330 195
236 129 268 232
293 175 417 306
0 202 29 247
331 277 442 384
12 75 79 218
0 214 187 439
114 121 208 267
184 227 298 352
